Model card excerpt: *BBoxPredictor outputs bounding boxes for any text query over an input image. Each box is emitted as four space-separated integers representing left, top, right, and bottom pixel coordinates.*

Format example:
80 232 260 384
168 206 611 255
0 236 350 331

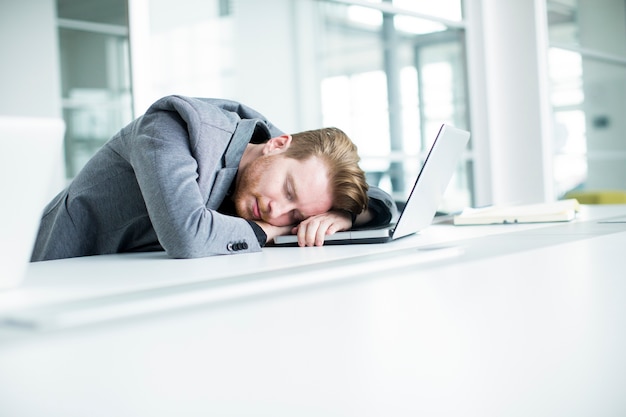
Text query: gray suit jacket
31 95 397 261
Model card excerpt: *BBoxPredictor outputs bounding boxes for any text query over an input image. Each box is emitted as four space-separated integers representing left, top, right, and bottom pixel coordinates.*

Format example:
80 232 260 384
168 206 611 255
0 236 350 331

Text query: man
31 95 397 261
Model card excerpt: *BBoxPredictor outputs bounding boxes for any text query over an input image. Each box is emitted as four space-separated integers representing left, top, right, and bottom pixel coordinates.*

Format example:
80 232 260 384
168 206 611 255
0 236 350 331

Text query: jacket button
227 241 248 251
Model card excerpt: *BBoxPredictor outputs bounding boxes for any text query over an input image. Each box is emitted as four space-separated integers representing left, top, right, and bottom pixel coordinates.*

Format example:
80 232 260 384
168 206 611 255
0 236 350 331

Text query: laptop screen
0 116 65 289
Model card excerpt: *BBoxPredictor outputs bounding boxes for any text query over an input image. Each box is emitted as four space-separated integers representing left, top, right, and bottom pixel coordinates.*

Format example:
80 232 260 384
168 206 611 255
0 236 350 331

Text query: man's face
233 153 333 227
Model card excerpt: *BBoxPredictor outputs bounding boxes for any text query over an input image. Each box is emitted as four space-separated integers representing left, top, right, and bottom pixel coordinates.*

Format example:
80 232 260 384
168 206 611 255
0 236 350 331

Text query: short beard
232 154 273 220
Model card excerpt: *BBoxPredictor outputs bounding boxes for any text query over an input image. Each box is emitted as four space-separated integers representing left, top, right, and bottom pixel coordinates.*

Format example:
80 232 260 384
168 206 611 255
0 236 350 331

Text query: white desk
1 205 626 416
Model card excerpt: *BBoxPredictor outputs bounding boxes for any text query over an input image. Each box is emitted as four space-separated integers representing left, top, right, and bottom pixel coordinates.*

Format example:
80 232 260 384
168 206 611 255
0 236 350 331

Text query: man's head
233 127 368 226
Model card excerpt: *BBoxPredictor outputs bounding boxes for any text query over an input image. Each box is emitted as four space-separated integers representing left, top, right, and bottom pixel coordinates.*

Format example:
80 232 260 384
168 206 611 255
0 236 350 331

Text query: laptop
273 124 470 246
0 116 65 289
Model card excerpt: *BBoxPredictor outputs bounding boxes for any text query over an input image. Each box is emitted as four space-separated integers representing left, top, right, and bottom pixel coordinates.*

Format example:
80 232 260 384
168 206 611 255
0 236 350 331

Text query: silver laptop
273 124 470 246
0 116 65 289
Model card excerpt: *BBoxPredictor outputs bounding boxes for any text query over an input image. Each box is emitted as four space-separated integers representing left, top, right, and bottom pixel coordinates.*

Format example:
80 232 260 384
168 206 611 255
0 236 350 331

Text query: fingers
297 217 326 246
295 211 351 247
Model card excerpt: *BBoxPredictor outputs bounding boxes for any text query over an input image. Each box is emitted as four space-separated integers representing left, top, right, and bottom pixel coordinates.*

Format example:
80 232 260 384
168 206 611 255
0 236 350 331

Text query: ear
262 134 292 155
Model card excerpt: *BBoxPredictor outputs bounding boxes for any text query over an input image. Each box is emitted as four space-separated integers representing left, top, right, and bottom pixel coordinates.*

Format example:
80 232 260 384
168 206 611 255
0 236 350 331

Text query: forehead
283 155 333 215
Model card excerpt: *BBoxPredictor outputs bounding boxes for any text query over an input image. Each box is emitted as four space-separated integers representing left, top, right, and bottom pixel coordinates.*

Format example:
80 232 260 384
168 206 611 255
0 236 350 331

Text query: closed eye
284 179 294 201
285 173 299 202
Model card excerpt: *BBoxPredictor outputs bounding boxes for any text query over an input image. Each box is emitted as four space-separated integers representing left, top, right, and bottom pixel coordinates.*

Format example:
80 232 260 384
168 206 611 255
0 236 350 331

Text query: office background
1 0 625 211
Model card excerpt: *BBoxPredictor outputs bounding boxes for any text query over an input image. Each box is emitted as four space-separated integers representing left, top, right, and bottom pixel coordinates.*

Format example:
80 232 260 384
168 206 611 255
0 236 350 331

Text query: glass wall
546 0 626 196
56 0 626 207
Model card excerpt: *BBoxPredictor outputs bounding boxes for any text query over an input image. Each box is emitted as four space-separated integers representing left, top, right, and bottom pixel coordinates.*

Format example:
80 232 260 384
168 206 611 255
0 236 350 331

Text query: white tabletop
1 205 625 416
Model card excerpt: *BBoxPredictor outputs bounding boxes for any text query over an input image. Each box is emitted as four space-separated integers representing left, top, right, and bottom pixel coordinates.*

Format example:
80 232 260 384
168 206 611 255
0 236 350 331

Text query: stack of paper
453 199 580 226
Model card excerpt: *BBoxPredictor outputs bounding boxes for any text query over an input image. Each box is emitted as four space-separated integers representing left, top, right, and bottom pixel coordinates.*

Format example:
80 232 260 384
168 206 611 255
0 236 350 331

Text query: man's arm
249 221 292 245
355 185 398 227
126 98 264 258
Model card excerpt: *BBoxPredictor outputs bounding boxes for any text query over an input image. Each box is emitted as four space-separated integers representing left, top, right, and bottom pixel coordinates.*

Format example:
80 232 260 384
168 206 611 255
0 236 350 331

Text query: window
317 0 471 209
57 0 133 177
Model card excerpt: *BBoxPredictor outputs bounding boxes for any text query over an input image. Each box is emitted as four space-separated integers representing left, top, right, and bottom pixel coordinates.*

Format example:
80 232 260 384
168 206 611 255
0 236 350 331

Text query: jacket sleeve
124 97 262 258
364 186 398 228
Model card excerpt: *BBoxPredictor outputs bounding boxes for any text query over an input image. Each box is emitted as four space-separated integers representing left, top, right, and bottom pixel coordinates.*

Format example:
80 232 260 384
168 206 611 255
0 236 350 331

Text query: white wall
0 0 62 118
0 0 65 193
231 0 322 133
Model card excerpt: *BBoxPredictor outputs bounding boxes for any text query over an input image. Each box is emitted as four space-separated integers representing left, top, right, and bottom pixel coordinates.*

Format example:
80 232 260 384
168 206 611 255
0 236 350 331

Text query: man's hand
254 221 294 244
291 210 352 246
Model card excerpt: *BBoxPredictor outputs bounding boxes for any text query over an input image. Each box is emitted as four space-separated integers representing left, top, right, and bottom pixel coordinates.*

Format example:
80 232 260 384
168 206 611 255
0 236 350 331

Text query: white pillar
465 0 554 205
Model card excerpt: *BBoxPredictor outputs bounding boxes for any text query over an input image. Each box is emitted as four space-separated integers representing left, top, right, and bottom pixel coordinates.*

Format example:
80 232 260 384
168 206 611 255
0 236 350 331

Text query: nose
268 200 293 219
268 199 295 221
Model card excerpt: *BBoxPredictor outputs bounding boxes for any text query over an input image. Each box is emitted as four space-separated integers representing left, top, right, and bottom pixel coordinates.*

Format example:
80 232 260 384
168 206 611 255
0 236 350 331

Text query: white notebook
274 124 470 246
453 199 581 225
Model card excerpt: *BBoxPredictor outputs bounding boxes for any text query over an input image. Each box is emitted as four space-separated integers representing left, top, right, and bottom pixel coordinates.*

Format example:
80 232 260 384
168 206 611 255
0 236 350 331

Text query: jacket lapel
205 120 270 209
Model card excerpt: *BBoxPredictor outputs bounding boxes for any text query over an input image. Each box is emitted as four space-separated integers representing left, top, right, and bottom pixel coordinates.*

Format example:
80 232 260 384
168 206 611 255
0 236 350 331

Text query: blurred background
1 0 625 211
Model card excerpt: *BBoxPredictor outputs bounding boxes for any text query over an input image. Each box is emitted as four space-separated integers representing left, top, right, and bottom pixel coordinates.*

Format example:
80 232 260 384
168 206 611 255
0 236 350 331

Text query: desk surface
1 205 626 416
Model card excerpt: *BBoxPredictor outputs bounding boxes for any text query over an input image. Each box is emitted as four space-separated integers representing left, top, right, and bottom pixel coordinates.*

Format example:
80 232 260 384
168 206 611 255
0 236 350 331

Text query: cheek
252 170 280 197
